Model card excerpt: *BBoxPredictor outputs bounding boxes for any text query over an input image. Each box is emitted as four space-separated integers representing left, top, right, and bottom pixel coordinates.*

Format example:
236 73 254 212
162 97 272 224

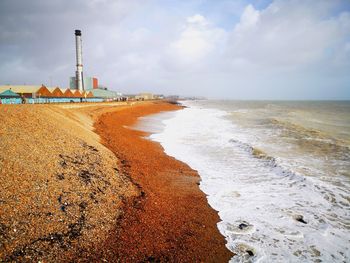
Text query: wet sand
91 101 233 262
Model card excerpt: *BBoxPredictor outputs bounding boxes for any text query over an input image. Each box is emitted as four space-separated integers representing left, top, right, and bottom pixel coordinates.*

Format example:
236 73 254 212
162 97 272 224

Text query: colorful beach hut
0 89 22 104
0 86 41 98
0 89 20 98
36 85 52 98
49 87 64 97
73 90 83 98
63 89 75 98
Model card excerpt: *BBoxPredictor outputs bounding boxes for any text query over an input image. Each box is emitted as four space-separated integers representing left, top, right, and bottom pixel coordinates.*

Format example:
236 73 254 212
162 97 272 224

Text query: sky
0 0 349 99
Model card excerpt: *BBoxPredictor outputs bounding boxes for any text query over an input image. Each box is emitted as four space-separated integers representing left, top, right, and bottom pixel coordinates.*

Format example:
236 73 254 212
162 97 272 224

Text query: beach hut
63 89 75 98
45 87 66 103
62 89 81 102
0 85 53 102
0 85 41 98
0 89 22 104
49 87 64 97
36 85 52 98
73 90 83 98
0 89 20 98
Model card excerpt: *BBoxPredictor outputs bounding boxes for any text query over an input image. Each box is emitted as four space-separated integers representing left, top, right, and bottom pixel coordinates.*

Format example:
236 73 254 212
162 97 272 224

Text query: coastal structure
0 85 101 104
89 88 120 100
0 31 124 104
135 93 154 100
0 89 21 104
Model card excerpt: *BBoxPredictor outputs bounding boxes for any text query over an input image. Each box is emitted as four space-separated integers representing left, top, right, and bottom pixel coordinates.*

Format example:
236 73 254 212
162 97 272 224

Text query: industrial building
89 88 120 100
0 30 123 104
69 76 98 90
69 31 101 92
69 30 121 100
69 77 121 100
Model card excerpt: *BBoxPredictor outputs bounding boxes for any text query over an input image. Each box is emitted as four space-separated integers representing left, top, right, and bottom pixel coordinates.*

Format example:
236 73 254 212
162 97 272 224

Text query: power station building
0 29 121 104
69 30 119 100
69 76 98 90
70 30 100 91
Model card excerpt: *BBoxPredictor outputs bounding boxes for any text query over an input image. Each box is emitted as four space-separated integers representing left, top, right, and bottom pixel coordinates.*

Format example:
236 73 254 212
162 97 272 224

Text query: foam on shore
138 101 350 262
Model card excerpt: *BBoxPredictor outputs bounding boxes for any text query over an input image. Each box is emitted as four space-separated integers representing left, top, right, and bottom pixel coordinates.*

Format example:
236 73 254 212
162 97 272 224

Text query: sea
134 100 350 262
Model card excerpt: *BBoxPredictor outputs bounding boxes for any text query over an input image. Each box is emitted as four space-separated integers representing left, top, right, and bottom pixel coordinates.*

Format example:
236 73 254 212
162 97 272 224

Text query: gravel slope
0 103 138 262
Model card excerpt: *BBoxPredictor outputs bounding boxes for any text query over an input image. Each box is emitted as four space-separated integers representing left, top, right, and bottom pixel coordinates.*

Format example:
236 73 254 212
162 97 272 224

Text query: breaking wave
266 118 350 162
140 100 350 262
228 138 306 182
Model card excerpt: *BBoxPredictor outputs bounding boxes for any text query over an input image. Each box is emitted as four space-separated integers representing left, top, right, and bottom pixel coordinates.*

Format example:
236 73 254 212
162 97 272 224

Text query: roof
91 89 118 98
73 90 83 98
0 85 41 94
0 89 20 97
37 86 53 97
49 87 64 97
0 85 69 94
0 85 95 98
63 89 75 97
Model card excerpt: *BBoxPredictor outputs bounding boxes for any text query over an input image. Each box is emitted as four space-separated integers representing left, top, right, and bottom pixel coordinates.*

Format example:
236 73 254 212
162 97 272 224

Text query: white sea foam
137 101 350 262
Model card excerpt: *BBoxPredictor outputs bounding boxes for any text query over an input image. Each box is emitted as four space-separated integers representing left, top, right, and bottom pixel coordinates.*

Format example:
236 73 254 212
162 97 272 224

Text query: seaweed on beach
3 202 87 262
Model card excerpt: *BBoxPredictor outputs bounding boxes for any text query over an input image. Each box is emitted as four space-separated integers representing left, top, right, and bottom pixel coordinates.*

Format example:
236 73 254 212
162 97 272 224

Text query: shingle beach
0 101 232 262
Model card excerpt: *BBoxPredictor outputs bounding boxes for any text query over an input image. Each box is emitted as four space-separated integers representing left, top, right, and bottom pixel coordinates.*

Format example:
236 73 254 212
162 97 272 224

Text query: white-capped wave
138 100 350 262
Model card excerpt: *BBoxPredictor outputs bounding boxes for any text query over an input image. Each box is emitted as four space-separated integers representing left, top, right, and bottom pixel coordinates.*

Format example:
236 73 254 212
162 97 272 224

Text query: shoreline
89 101 232 261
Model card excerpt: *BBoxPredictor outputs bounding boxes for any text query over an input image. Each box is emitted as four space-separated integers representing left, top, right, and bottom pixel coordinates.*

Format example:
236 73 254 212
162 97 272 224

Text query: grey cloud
0 0 142 86
0 0 349 99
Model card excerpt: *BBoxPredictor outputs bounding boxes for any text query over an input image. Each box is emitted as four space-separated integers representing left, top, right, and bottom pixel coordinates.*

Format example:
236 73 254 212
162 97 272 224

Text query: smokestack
75 30 84 91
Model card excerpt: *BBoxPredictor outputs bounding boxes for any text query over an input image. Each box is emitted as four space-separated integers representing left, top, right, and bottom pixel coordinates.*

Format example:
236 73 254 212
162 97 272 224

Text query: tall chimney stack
75 30 84 91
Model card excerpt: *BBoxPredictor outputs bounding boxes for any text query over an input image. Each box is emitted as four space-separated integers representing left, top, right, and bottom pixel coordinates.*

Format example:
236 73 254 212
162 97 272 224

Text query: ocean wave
229 138 305 180
227 110 350 163
149 101 350 262
228 137 350 207
265 118 350 162
268 118 345 143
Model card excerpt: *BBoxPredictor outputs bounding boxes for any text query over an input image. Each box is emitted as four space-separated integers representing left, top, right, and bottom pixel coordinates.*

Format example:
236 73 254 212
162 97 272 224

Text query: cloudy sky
0 0 349 99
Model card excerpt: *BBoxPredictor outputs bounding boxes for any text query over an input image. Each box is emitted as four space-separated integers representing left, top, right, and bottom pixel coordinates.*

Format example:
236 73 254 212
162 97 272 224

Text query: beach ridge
89 101 232 262
0 101 232 262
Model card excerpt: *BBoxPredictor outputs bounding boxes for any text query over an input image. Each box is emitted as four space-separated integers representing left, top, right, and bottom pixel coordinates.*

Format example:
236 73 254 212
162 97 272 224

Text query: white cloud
235 4 260 31
168 14 227 65
0 0 349 99
226 1 350 70
187 14 209 26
